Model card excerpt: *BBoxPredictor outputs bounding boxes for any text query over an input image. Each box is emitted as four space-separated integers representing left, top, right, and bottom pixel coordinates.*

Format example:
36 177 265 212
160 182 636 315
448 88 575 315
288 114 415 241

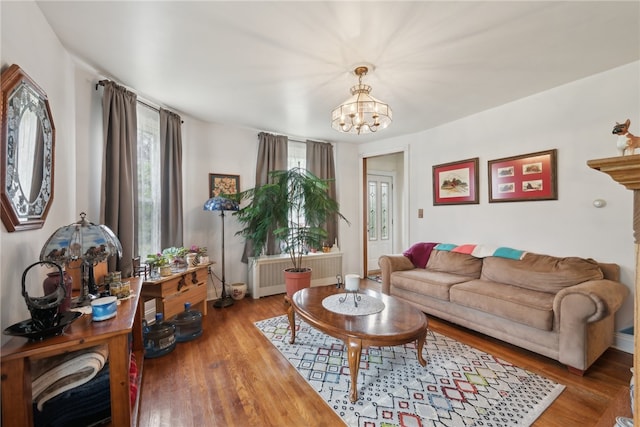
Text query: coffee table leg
416 329 427 367
285 296 296 344
346 337 362 403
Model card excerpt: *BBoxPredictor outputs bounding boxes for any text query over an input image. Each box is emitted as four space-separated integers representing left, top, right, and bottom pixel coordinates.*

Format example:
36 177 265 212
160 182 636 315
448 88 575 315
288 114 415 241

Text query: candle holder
339 274 361 307
339 289 361 307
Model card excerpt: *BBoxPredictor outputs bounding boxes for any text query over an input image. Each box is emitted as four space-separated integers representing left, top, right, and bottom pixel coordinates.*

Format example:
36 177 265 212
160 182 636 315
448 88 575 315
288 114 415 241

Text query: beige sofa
379 248 629 374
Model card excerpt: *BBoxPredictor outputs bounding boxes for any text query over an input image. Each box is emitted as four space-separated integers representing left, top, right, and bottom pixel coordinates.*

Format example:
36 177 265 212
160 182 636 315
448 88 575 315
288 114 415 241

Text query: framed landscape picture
209 173 240 198
432 157 479 205
488 149 557 203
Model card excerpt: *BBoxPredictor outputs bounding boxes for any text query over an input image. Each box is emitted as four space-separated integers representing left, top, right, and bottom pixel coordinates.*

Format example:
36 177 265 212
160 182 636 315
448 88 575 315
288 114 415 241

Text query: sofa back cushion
426 249 482 278
480 252 604 293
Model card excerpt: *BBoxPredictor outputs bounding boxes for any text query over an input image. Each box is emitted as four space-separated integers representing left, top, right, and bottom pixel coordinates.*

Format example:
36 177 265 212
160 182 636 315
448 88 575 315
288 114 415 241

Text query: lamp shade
203 196 239 212
39 212 122 266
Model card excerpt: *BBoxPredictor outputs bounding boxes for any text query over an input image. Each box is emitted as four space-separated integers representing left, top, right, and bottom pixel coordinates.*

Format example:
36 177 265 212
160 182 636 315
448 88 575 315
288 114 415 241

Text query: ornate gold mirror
1 64 55 232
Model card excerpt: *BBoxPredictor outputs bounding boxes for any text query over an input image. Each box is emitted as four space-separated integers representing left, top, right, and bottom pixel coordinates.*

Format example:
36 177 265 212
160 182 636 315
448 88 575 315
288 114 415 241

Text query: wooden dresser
140 264 209 320
1 277 144 426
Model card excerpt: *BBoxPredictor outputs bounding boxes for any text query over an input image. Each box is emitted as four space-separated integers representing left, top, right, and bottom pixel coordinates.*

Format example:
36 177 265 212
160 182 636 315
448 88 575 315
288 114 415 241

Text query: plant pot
185 253 197 267
231 282 247 300
160 265 172 277
284 268 312 298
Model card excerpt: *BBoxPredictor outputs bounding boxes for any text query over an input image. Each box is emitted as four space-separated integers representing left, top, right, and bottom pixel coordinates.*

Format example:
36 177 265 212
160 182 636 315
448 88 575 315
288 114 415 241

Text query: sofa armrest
378 255 415 295
553 279 628 324
553 279 629 370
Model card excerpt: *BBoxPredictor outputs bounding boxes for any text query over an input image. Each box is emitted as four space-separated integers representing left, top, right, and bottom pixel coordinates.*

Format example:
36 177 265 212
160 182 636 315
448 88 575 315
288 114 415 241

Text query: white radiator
248 251 343 298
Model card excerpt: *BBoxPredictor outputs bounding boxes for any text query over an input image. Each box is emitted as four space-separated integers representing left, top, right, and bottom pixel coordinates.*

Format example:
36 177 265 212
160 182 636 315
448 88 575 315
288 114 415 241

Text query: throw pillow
403 242 438 268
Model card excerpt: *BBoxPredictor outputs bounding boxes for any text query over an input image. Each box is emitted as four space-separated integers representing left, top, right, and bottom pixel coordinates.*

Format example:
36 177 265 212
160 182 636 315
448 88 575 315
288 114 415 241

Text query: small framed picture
209 173 240 198
488 149 557 202
432 157 479 205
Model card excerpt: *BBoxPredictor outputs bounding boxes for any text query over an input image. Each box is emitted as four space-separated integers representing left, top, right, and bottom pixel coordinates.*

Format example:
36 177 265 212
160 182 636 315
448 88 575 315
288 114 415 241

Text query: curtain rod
96 79 183 123
258 130 331 145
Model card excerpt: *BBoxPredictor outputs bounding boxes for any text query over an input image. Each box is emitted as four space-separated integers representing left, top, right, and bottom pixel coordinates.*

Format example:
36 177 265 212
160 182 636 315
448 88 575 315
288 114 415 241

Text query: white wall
1 1 77 344
181 121 259 298
360 61 640 331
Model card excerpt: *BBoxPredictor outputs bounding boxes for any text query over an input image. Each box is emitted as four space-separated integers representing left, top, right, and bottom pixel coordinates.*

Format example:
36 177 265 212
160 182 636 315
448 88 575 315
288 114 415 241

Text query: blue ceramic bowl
91 296 117 321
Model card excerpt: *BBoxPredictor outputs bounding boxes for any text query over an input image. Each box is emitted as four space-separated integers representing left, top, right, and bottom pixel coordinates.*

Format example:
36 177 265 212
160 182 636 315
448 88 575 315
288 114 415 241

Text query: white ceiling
36 1 640 144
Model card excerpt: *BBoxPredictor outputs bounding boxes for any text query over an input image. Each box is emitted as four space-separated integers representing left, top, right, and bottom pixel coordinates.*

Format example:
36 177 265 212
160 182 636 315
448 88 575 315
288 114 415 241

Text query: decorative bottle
171 302 203 342
143 313 176 358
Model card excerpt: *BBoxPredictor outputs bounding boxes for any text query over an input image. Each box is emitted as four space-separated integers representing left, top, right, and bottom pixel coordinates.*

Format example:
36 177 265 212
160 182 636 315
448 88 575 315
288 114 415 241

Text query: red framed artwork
488 149 557 203
432 157 479 205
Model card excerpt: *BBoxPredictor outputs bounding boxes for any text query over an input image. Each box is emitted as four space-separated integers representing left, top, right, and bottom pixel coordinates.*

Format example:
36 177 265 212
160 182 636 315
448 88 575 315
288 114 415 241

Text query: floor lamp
203 196 239 308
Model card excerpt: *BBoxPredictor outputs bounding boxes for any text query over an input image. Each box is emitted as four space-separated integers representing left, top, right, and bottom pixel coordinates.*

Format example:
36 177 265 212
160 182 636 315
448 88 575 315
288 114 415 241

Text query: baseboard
612 331 634 354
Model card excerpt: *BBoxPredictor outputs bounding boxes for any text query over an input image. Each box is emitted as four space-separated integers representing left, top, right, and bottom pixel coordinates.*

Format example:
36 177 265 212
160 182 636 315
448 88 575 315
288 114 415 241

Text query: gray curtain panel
241 132 288 262
306 140 338 248
159 108 183 249
100 81 138 277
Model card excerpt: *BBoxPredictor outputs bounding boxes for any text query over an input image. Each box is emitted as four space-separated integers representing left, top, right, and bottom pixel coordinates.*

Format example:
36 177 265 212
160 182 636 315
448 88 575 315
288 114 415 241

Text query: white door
367 174 393 272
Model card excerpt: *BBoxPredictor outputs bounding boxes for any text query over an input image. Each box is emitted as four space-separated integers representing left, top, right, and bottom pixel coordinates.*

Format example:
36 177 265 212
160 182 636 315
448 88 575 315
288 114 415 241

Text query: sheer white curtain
136 104 161 259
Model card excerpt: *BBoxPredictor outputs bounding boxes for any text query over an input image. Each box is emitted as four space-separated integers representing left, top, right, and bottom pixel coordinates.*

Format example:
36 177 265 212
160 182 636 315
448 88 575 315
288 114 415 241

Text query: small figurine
613 119 640 156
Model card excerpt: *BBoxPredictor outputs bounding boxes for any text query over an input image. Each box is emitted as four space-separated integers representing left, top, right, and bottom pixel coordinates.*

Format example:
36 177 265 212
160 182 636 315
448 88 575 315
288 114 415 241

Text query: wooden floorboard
136 281 633 426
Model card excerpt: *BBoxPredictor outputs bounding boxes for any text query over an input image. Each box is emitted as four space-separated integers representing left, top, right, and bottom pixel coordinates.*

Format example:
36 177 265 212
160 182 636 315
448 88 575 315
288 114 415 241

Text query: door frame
359 146 410 277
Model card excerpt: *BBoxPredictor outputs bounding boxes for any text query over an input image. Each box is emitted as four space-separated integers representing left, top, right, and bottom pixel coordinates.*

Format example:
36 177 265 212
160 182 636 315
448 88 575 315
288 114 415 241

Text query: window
288 140 306 170
136 104 161 258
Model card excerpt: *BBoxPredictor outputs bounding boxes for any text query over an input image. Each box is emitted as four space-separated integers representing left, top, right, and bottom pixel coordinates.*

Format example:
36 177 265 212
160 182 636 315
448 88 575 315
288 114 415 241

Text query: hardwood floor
137 281 633 426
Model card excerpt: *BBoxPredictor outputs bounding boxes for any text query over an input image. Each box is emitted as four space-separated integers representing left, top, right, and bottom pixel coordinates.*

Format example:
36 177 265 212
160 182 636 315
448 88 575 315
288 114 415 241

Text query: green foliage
232 167 348 271
146 253 169 267
162 246 189 259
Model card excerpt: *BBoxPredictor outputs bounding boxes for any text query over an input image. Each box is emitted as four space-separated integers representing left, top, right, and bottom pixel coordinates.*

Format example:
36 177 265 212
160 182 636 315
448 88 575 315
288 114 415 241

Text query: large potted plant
232 167 348 297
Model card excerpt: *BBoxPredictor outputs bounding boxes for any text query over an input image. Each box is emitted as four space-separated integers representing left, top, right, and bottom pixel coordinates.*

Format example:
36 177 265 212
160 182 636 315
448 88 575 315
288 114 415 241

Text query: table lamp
203 196 239 308
40 212 122 306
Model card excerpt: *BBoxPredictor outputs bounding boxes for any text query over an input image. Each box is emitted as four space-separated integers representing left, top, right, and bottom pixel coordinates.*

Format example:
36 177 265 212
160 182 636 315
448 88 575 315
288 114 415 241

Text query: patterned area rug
255 315 565 427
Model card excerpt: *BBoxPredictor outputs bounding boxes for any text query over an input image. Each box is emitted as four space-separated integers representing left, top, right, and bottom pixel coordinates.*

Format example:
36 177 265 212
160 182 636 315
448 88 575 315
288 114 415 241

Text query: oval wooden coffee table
285 285 428 403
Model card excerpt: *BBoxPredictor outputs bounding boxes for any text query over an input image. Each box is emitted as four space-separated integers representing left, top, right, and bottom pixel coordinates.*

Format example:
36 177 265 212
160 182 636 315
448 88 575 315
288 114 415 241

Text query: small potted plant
146 253 171 277
161 246 190 272
188 245 208 265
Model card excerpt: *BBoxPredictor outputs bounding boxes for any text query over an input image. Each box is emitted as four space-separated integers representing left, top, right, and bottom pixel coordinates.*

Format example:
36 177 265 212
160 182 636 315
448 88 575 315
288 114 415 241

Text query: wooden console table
140 264 209 320
1 277 144 426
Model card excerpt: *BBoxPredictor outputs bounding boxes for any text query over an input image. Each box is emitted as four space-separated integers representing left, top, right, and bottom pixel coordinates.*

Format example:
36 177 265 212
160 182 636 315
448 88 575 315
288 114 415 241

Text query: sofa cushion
480 252 604 294
426 250 482 278
450 280 555 330
391 269 470 301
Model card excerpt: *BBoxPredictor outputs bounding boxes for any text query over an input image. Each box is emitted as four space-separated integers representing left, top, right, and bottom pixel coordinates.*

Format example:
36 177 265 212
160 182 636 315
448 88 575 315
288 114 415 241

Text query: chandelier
331 66 392 135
